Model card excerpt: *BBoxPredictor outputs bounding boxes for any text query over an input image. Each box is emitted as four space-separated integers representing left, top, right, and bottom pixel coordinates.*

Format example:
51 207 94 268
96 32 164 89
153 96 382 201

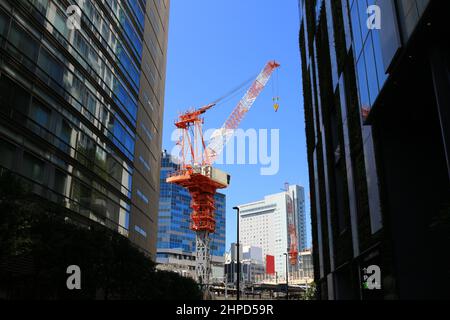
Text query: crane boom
204 61 280 165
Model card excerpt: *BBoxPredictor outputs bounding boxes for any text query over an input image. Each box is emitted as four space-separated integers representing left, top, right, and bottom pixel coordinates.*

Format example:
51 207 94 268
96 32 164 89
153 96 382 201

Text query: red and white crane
285 183 299 267
167 61 280 293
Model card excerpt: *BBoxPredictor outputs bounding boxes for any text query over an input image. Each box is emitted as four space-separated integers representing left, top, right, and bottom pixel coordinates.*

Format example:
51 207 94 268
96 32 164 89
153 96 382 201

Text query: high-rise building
0 0 169 257
157 151 226 281
237 185 306 279
299 0 450 299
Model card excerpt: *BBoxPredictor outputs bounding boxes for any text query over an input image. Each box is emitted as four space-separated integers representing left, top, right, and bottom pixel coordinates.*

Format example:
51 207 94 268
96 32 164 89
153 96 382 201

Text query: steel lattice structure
166 61 280 293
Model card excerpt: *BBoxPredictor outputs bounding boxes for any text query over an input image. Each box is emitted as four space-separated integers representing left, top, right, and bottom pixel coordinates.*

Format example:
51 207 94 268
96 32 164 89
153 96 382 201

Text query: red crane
167 61 280 292
285 183 299 266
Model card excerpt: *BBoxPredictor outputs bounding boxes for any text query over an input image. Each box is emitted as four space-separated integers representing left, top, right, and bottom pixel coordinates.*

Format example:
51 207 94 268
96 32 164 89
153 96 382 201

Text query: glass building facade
299 0 450 299
0 0 170 257
157 151 226 260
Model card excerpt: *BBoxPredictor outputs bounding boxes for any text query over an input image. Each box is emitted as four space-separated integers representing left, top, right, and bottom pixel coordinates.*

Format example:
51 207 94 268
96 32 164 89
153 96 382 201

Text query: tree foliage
0 172 201 300
302 282 317 300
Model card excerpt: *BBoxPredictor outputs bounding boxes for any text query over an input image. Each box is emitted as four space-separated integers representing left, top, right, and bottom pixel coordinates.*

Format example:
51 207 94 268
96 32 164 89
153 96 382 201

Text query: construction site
164 60 310 298
166 61 278 291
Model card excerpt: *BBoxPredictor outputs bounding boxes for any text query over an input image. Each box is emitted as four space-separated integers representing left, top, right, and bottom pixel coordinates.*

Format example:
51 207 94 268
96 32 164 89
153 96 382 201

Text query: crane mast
166 61 280 297
285 183 299 267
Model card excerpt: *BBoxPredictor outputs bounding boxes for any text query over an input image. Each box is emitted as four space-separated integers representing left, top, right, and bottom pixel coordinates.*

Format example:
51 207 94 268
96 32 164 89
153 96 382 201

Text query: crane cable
210 72 258 107
272 67 280 112
204 65 279 111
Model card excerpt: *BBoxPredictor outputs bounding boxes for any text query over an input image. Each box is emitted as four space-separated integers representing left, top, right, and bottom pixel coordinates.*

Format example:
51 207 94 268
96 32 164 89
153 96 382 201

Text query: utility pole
284 252 289 300
233 206 240 301
224 278 228 300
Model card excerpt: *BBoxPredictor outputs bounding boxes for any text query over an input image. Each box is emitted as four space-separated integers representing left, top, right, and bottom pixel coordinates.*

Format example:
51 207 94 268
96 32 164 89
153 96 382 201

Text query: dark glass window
71 179 92 210
0 139 15 169
372 29 387 88
30 0 48 15
8 22 39 61
364 34 380 105
30 100 51 128
356 54 370 110
123 15 142 57
111 117 135 159
129 0 145 30
0 76 30 114
38 49 65 84
350 0 363 58
59 120 72 152
54 169 68 195
357 0 369 46
23 153 45 183
0 9 9 36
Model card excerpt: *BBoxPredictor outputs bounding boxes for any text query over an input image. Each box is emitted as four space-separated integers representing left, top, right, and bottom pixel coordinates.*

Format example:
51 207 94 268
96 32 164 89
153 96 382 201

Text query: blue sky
162 0 311 251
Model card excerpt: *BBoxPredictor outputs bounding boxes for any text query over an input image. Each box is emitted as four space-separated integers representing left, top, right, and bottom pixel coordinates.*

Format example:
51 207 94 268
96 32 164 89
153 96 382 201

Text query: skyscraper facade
238 185 306 279
0 0 169 257
157 151 226 280
299 0 450 299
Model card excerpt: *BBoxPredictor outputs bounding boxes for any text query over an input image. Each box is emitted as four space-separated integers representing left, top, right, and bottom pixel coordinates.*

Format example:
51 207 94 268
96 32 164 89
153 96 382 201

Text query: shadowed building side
0 0 170 258
299 0 450 299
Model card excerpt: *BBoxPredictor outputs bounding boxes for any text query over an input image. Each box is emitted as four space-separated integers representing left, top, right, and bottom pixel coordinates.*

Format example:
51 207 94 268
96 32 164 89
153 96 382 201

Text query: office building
238 185 306 279
242 245 263 262
0 0 169 257
224 243 265 285
299 249 313 279
299 0 450 299
157 151 226 282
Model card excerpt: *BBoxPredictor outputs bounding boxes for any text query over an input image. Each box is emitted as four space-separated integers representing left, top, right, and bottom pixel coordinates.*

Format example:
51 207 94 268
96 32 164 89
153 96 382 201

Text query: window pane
54 169 67 194
0 139 15 169
0 76 30 114
23 153 45 183
356 54 370 110
0 9 9 36
350 0 363 58
52 9 69 37
364 34 380 105
37 49 65 83
27 0 49 15
8 22 39 61
30 100 51 128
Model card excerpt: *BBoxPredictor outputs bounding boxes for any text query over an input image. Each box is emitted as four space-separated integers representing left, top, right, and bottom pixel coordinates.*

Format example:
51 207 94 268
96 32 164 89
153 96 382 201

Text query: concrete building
229 242 243 263
243 245 263 262
299 0 450 299
0 0 169 257
224 243 265 286
299 249 313 279
237 185 306 279
156 151 225 282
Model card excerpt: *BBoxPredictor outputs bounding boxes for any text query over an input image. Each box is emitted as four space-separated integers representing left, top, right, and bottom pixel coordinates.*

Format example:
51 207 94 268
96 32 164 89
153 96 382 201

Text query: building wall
0 0 169 257
156 248 224 283
130 0 170 258
224 260 265 285
291 184 307 251
243 245 263 262
238 185 306 279
299 0 450 299
299 250 314 279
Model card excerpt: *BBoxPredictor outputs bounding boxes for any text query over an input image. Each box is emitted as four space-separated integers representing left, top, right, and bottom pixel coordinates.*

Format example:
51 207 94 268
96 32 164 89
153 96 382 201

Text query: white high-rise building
238 185 306 279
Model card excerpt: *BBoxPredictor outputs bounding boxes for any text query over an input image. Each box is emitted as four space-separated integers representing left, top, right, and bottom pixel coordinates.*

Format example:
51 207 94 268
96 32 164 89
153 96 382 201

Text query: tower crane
284 183 299 267
166 61 280 295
